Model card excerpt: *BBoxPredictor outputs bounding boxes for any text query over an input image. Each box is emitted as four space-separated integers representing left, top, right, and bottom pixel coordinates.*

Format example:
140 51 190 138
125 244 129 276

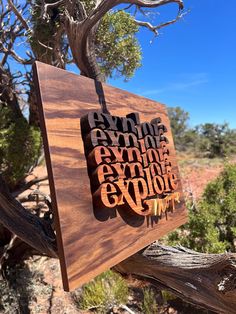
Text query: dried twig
7 0 30 31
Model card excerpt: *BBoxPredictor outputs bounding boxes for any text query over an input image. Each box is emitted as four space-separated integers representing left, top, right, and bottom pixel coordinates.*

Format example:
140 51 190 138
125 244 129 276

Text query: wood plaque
34 61 187 291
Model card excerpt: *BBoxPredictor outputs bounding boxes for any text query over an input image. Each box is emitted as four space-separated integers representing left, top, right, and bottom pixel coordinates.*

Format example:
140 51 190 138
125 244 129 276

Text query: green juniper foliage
96 11 141 80
142 287 159 314
168 106 190 149
196 122 236 158
0 105 41 188
0 1 142 189
30 1 142 80
168 106 236 157
168 163 236 253
30 0 69 66
73 270 128 313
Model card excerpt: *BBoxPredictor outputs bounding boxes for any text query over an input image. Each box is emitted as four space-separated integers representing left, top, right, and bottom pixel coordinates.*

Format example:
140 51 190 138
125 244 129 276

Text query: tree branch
87 0 184 27
134 20 159 35
41 0 65 20
0 176 57 258
125 0 183 9
134 9 186 36
7 0 30 31
61 0 184 80
12 176 48 198
115 243 236 314
0 235 17 273
5 47 34 65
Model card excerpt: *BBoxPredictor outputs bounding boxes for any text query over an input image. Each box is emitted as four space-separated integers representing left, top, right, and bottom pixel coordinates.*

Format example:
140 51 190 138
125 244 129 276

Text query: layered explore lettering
81 112 180 217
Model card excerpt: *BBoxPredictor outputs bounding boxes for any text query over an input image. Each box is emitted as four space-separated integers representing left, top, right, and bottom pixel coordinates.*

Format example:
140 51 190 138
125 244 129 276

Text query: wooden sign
34 61 187 291
81 112 180 218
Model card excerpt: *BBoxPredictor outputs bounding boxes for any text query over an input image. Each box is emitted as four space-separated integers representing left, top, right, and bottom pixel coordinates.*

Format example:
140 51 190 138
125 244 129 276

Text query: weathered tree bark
0 176 57 259
115 243 236 314
0 225 11 250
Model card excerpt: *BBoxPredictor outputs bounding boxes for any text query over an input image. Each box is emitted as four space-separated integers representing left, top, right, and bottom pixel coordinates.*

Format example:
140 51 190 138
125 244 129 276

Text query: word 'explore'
81 111 180 217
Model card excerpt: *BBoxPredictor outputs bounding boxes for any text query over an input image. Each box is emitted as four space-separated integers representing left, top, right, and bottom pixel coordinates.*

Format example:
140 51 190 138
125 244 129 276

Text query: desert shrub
195 123 236 158
168 106 236 158
73 270 128 313
168 106 200 152
161 290 176 303
168 163 236 253
0 105 41 188
0 260 52 314
0 279 19 313
142 287 159 314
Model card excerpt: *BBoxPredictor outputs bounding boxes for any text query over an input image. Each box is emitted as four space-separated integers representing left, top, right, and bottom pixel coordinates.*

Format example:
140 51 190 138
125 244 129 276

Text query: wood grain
34 61 187 291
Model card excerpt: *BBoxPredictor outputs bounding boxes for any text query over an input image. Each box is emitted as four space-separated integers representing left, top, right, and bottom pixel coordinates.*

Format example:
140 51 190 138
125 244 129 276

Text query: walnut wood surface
34 61 187 291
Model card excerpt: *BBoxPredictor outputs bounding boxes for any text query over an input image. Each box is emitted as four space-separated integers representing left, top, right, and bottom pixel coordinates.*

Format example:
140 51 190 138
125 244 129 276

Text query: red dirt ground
180 162 223 201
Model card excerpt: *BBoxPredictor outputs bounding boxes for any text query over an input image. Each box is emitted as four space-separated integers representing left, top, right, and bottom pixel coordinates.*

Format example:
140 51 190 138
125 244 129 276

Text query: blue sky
8 0 235 128
108 0 236 129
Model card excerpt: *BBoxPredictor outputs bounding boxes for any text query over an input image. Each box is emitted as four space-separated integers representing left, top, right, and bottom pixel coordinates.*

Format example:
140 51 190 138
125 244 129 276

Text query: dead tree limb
134 9 187 36
7 0 30 31
115 243 236 314
12 176 48 198
0 176 57 258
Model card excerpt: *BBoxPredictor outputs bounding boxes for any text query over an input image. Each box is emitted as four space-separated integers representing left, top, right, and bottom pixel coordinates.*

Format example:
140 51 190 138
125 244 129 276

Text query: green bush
96 11 141 80
195 123 236 158
168 106 236 158
142 287 159 314
0 106 41 188
73 270 128 313
168 163 236 253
